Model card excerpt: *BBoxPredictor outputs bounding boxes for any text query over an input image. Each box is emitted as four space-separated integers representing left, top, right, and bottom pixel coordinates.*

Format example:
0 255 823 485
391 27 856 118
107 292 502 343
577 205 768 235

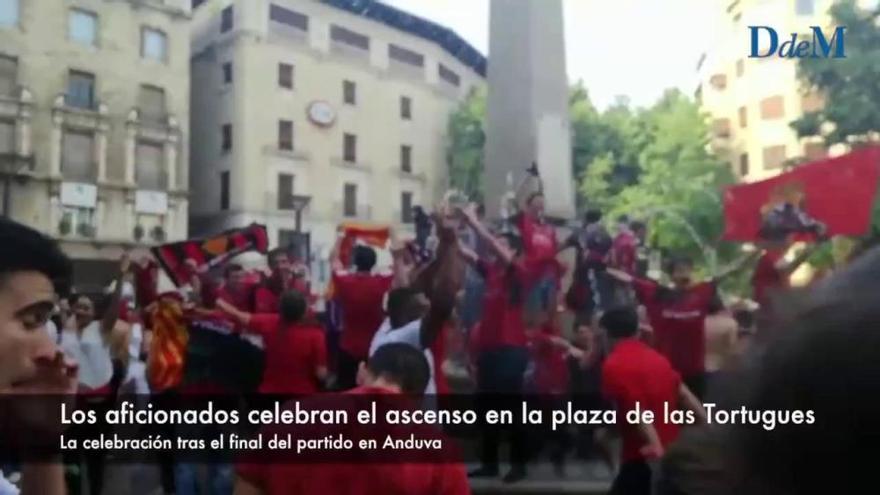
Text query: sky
382 0 723 110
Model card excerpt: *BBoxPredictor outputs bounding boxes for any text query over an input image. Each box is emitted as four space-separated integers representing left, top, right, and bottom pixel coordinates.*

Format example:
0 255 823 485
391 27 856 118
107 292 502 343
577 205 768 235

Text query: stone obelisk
484 0 575 221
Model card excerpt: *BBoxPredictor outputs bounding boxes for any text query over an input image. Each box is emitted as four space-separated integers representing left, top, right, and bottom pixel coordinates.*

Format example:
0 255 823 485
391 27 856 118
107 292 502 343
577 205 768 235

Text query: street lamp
290 194 312 262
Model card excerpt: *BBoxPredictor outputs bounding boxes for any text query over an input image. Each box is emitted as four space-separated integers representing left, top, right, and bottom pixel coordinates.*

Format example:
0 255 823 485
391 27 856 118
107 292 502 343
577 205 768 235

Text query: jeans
476 346 529 471
174 463 232 495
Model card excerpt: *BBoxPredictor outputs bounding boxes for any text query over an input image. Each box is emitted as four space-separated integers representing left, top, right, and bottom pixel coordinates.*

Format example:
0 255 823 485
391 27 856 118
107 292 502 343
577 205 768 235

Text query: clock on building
307 101 336 127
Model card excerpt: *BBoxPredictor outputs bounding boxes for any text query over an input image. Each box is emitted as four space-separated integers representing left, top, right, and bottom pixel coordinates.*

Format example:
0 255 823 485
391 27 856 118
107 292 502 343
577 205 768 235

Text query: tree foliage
446 84 741 289
792 1 880 145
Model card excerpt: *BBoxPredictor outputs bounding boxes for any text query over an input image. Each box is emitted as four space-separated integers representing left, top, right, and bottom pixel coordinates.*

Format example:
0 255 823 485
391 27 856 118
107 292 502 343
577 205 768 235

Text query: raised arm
101 253 130 335
419 211 464 349
606 267 635 285
216 298 252 327
329 229 345 274
714 250 761 282
457 240 479 267
777 238 828 276
458 203 515 266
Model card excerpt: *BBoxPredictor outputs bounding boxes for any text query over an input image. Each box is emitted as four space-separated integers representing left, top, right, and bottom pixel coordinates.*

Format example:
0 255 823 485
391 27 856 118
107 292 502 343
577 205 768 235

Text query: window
330 25 369 50
712 119 731 138
439 64 460 87
736 59 744 77
796 0 814 15
343 80 356 105
62 131 95 182
142 27 168 62
69 9 97 47
221 124 232 152
278 120 293 150
0 0 18 27
193 0 206 8
802 92 823 113
0 55 16 95
400 145 412 173
277 173 295 209
763 145 787 170
389 44 424 67
804 143 828 161
760 95 785 120
67 71 96 109
0 120 13 153
738 106 747 128
400 96 412 120
343 133 357 162
739 153 749 177
220 171 229 210
222 62 232 84
221 6 233 33
278 63 294 89
401 192 413 223
269 4 309 31
709 74 727 90
343 183 357 217
136 141 165 190
138 85 166 122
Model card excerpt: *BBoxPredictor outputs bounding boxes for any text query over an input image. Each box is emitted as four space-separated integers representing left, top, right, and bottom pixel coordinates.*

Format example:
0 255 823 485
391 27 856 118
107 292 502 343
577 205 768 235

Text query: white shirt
369 318 436 395
59 321 114 390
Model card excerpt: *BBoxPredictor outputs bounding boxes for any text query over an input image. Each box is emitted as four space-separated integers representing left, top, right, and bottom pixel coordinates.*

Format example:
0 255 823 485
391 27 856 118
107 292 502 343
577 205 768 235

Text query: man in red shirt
612 216 638 277
516 192 561 326
254 249 308 312
458 204 531 483
608 257 718 399
234 343 470 495
217 289 327 395
331 244 394 390
599 306 706 495
752 234 826 311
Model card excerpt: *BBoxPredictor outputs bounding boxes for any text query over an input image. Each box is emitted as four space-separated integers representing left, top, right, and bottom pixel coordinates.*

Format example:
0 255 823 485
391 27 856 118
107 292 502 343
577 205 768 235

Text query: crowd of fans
0 167 876 495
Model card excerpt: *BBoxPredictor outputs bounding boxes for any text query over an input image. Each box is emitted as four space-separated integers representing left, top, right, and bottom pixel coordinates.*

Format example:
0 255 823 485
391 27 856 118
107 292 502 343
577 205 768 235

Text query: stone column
16 89 33 159
484 0 575 220
165 125 179 191
50 99 64 178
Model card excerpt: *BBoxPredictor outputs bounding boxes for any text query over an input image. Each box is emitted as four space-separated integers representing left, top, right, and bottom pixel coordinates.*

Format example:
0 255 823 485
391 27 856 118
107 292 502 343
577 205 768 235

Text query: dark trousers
684 373 707 402
476 346 529 471
336 349 362 391
610 460 653 495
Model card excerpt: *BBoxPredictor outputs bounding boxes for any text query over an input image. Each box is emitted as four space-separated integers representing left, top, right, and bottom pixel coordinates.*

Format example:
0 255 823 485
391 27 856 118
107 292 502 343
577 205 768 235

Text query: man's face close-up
0 271 59 388
271 254 293 276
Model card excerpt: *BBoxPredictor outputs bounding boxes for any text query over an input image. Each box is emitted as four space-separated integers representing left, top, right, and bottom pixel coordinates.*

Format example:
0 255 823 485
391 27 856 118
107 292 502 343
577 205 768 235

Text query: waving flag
723 146 880 242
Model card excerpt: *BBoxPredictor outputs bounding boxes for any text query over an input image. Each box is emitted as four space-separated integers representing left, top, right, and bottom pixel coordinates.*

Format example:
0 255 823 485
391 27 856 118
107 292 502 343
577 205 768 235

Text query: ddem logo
749 26 846 59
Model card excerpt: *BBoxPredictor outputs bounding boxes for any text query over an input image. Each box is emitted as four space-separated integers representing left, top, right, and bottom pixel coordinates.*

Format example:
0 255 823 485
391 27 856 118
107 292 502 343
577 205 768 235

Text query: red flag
723 146 880 242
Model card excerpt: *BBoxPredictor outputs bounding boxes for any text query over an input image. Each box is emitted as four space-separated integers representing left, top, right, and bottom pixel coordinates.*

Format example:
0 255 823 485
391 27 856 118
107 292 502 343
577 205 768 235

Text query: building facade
696 0 838 183
0 0 191 291
189 0 485 282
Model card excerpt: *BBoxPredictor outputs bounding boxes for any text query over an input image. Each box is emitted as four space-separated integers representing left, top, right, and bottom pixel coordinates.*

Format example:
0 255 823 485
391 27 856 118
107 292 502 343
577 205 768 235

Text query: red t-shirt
530 328 569 395
601 338 682 463
476 260 528 351
612 231 638 276
333 271 393 359
237 386 470 495
246 314 327 395
752 250 787 307
518 213 560 280
430 324 451 394
254 277 315 320
633 279 715 377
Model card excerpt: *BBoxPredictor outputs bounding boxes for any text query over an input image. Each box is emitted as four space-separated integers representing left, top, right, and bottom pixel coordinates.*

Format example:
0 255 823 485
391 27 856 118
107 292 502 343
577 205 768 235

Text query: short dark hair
630 220 646 232
387 287 421 329
278 289 306 323
708 295 725 315
617 215 630 224
224 263 244 279
665 255 694 274
0 218 72 294
600 306 639 339
585 209 602 224
267 248 289 268
352 245 377 272
368 343 430 394
733 308 754 331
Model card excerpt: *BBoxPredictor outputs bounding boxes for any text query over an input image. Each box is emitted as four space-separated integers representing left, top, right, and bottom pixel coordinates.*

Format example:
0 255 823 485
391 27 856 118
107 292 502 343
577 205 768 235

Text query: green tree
446 87 487 203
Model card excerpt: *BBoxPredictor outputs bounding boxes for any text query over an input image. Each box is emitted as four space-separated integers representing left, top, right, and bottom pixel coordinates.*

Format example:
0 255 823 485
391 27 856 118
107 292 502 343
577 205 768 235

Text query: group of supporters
0 165 875 495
